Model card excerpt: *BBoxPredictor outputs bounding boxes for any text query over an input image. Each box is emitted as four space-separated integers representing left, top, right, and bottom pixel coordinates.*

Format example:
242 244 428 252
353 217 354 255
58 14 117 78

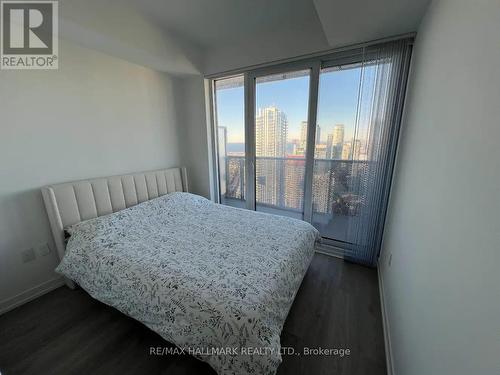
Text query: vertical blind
336 40 412 266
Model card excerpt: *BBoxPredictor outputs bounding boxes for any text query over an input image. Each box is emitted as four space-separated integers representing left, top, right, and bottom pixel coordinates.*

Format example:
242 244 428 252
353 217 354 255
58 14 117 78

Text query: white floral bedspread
56 192 319 374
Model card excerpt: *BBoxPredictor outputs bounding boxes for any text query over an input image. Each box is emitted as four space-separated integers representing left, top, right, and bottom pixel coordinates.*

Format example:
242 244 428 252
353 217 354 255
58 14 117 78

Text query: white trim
204 78 217 202
0 277 65 315
378 266 395 375
303 62 320 223
242 60 324 214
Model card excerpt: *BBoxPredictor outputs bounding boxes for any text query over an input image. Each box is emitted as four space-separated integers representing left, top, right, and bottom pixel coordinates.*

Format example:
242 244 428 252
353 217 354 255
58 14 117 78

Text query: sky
215 66 368 144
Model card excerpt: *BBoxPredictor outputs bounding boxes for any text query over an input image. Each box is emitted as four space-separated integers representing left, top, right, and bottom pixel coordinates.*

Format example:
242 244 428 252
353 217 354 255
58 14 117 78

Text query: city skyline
215 66 366 144
215 66 372 232
219 103 367 216
223 109 365 161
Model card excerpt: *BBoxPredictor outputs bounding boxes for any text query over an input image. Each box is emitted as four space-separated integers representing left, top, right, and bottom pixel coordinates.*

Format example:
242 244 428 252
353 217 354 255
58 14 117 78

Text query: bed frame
41 167 188 288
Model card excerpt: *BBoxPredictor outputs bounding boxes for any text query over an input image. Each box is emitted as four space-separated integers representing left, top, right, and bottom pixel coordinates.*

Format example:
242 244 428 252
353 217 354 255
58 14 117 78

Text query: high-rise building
256 106 287 157
314 144 327 159
341 139 362 160
326 134 334 158
289 139 301 156
299 121 307 150
352 139 362 160
284 157 305 209
227 157 244 199
312 168 332 214
326 124 344 159
332 124 344 145
297 122 321 156
255 106 288 206
341 141 351 160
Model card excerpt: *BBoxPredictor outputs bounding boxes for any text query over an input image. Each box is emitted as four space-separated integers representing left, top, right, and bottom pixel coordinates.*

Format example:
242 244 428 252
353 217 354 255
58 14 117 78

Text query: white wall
0 40 185 311
176 76 211 198
379 0 500 374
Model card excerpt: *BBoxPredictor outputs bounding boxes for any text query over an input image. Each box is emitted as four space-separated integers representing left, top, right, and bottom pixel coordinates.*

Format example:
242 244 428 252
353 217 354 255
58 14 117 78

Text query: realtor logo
1 0 58 69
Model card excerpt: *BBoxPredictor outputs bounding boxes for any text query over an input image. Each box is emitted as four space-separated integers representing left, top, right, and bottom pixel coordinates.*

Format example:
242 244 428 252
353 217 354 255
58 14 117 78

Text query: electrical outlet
37 243 51 256
22 248 36 263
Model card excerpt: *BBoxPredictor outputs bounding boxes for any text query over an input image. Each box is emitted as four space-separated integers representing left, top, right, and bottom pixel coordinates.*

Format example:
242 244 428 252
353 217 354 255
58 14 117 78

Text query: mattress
56 192 319 374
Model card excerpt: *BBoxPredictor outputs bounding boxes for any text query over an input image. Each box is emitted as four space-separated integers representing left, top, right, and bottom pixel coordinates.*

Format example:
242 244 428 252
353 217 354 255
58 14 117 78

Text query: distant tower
300 121 308 150
342 141 352 160
284 156 305 209
326 133 334 158
256 106 287 157
332 124 345 159
299 121 321 155
255 106 288 206
327 124 345 159
352 139 362 160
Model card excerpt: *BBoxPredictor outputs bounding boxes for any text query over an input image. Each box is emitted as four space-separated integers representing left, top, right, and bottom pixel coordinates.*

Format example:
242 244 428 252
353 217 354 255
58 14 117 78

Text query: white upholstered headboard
42 167 188 287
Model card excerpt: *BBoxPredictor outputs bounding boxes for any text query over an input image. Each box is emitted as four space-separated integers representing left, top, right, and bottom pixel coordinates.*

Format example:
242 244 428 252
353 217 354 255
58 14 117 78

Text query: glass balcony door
312 65 368 243
212 66 366 245
251 70 312 219
244 63 320 221
213 75 246 209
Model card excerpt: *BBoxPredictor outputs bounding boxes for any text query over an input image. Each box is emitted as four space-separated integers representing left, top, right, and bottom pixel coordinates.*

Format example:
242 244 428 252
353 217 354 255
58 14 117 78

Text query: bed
42 167 319 375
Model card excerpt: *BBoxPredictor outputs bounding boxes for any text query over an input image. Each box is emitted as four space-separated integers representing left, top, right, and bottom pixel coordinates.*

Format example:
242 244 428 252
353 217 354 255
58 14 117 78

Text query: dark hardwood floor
0 254 386 375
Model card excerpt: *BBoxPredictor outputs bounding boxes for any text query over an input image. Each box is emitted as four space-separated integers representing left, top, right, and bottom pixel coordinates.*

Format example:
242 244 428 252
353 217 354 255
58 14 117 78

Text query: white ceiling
132 0 431 74
59 0 431 75
129 0 328 49
313 0 432 47
135 0 430 49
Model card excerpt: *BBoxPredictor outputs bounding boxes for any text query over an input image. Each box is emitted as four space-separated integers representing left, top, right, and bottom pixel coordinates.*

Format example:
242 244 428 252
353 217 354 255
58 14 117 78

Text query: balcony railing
219 155 371 242
220 155 369 216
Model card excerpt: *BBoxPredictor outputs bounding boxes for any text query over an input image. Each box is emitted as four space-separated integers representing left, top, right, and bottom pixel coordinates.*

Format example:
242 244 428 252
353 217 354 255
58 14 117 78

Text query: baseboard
314 242 345 259
378 267 395 375
0 277 65 315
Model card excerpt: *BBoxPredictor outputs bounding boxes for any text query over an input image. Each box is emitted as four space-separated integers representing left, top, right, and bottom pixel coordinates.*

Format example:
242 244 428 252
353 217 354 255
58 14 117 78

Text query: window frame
206 36 414 259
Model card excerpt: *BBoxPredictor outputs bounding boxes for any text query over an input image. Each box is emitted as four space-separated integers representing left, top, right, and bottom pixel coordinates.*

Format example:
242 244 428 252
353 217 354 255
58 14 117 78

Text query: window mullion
244 72 256 210
303 62 320 223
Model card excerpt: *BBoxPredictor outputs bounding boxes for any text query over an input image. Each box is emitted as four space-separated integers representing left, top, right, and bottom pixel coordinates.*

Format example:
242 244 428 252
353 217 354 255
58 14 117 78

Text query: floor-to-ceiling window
254 70 311 219
209 38 413 266
213 75 246 208
312 64 369 244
